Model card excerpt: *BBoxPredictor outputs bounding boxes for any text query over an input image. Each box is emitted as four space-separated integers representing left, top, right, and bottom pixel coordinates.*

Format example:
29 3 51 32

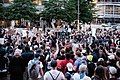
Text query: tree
41 0 66 20
64 0 77 23
78 0 96 24
8 0 37 21
0 3 5 19
41 0 96 24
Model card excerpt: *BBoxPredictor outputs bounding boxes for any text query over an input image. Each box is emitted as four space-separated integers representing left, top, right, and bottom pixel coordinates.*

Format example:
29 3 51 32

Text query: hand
56 39 59 44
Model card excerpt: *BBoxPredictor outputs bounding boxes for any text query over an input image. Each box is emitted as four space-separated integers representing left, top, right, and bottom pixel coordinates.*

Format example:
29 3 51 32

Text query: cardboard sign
0 38 4 44
92 28 96 37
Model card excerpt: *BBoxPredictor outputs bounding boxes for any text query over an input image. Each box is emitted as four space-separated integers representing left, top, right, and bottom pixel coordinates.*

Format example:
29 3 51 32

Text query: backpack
30 64 38 79
80 72 86 80
49 72 60 80
65 72 73 80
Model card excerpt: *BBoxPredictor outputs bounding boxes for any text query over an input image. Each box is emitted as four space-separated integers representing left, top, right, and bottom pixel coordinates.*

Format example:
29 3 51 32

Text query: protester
44 60 65 80
109 66 118 80
92 65 107 80
60 53 73 73
0 26 120 80
0 47 8 80
9 49 25 80
71 63 89 80
28 54 43 80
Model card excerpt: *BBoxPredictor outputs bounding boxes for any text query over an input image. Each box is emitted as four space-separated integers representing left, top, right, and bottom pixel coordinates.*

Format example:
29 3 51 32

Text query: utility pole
2 0 4 3
77 0 80 31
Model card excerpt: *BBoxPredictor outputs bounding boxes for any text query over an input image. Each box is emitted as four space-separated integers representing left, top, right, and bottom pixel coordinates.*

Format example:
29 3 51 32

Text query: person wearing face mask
9 49 25 80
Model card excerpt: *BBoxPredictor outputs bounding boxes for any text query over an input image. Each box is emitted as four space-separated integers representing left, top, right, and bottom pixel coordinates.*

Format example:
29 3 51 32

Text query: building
0 0 44 28
95 0 120 23
1 0 42 4
1 0 44 10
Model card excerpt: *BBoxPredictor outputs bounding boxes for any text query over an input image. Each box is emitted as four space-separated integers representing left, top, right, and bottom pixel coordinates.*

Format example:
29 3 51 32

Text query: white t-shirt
44 70 65 80
72 73 89 80
72 43 79 54
28 59 43 78
72 73 80 80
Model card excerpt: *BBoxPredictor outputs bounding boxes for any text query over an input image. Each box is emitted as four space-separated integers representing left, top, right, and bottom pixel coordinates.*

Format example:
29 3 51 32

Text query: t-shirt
109 78 118 80
74 58 82 70
60 59 73 73
28 59 43 78
72 73 80 80
44 70 65 80
57 60 63 69
72 73 87 80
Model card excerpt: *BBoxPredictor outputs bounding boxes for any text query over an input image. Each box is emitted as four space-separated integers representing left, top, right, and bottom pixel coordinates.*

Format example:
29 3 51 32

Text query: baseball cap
109 66 117 75
66 63 73 71
98 58 104 62
34 45 38 49
87 55 93 62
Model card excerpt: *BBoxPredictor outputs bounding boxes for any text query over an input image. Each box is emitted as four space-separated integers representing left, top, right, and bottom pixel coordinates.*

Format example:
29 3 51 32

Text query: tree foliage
0 3 5 19
41 0 66 21
41 0 96 23
64 0 77 22
78 0 96 23
8 0 37 20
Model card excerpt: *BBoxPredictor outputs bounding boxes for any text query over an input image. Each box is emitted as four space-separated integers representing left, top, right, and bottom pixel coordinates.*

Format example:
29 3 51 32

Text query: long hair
30 64 36 74
94 65 107 80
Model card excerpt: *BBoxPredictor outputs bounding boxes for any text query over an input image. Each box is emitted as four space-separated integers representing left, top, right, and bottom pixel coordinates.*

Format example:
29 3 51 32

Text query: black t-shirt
0 56 8 78
109 78 119 80
0 56 8 70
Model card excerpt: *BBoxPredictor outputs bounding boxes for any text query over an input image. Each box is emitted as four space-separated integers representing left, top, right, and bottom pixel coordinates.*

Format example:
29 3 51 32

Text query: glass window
114 5 120 15
105 5 113 14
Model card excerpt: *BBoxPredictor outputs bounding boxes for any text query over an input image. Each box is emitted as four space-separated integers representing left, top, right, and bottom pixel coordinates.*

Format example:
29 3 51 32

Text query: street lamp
77 0 80 31
77 0 91 31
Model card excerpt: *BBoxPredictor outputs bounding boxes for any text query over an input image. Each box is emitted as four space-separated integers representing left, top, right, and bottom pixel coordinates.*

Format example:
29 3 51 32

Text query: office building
95 0 120 23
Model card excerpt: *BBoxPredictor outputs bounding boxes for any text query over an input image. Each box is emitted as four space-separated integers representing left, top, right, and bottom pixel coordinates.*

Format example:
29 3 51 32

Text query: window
32 0 42 5
105 5 113 14
114 6 120 15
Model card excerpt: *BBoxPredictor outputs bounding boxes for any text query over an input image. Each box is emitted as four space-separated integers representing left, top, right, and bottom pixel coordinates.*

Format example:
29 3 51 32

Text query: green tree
78 0 96 24
64 0 77 23
8 0 37 21
0 3 5 19
41 0 96 24
42 0 66 20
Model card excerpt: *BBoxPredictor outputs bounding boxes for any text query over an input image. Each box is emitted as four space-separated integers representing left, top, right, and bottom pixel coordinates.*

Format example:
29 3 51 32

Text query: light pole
77 0 80 31
2 0 4 3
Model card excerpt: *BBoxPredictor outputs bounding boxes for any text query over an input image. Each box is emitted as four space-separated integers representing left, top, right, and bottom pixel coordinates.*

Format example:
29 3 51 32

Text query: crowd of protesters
0 26 120 80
